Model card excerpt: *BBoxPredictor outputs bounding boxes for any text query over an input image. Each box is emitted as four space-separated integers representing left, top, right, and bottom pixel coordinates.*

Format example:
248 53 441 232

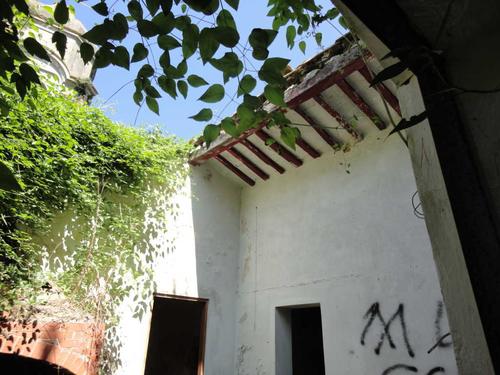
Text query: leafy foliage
0 0 343 147
0 81 190 337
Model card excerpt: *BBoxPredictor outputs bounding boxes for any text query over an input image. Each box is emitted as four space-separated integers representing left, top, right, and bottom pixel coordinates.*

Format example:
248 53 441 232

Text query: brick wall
0 318 103 374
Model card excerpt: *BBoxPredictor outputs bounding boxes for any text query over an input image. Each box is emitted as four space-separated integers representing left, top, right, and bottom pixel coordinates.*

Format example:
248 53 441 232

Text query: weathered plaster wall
114 166 241 375
235 129 458 374
400 78 494 375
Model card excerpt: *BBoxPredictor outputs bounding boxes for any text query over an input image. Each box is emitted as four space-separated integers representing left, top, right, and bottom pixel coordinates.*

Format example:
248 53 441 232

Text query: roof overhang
190 39 401 187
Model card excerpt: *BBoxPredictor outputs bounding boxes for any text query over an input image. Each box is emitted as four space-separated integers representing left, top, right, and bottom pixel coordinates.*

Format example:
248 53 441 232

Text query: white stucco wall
234 128 458 375
114 166 241 375
37 121 458 375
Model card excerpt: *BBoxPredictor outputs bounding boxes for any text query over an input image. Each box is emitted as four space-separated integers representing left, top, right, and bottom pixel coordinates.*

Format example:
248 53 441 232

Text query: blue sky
50 0 345 139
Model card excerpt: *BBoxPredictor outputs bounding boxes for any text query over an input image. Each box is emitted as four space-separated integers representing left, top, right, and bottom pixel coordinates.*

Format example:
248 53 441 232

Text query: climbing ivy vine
0 80 189 339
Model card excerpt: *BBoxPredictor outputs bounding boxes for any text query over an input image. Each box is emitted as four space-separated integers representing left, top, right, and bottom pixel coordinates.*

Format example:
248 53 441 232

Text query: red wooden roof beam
336 79 387 130
293 106 340 148
241 139 285 174
215 155 255 186
313 95 362 141
358 65 401 116
227 147 270 180
255 130 303 167
296 137 321 158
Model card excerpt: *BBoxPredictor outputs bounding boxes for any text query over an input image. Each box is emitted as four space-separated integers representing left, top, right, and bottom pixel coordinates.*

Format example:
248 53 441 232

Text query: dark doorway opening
291 307 326 375
0 353 74 374
275 305 326 375
144 294 208 375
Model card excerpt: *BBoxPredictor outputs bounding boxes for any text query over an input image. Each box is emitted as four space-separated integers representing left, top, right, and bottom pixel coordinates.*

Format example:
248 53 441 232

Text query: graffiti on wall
360 302 453 374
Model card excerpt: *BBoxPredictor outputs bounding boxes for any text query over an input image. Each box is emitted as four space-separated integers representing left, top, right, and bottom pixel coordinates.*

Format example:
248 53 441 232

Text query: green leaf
174 15 191 31
131 43 148 63
243 94 261 110
138 64 155 78
214 26 239 48
187 74 208 87
315 32 322 46
158 75 177 98
128 0 143 20
264 84 286 106
137 20 160 37
221 117 238 136
198 28 219 63
177 59 188 76
198 84 224 103
249 28 277 60
237 74 256 96
299 40 306 54
160 0 173 13
82 22 110 44
203 124 221 146
157 35 180 50
146 96 159 114
370 62 408 87
133 90 143 105
286 25 296 48
94 46 113 68
80 42 94 64
270 110 291 127
259 57 290 86
112 46 130 70
216 9 236 29
159 51 170 69
390 111 428 135
237 104 256 129
112 14 129 40
12 0 30 15
184 0 220 15
339 15 348 29
19 63 40 85
23 38 51 62
145 85 161 98
52 31 67 59
54 0 69 24
152 12 175 34
92 1 108 16
146 0 160 16
182 23 199 59
13 76 27 99
223 0 239 10
0 161 22 191
209 52 242 78
280 126 300 149
177 80 188 98
190 108 213 122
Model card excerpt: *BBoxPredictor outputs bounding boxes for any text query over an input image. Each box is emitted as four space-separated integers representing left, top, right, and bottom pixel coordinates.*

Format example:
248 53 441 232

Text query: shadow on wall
190 165 242 375
32 181 183 373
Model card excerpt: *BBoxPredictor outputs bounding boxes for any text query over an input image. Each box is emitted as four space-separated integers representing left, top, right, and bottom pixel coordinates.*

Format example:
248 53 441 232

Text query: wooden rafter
286 57 367 108
255 130 303 167
241 139 285 174
296 137 321 158
293 106 339 148
358 65 401 116
215 154 255 186
313 95 362 141
227 147 270 180
336 79 387 130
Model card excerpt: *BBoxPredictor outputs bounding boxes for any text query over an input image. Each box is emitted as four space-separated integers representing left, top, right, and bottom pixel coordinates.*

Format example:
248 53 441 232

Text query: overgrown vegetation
0 0 345 148
0 80 190 328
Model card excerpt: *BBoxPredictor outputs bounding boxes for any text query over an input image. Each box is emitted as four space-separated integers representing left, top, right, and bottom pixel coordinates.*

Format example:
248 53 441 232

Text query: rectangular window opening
144 294 208 375
276 305 326 375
